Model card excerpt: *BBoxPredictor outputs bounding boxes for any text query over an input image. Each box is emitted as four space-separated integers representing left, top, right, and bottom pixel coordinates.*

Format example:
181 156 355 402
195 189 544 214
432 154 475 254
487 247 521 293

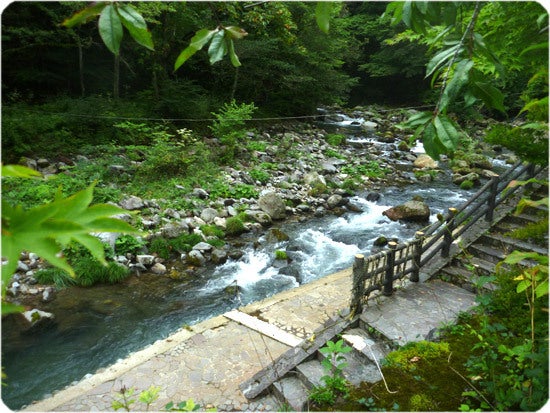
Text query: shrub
200 225 225 238
169 233 202 253
249 168 270 184
226 216 245 236
115 235 146 256
325 133 346 146
149 237 172 260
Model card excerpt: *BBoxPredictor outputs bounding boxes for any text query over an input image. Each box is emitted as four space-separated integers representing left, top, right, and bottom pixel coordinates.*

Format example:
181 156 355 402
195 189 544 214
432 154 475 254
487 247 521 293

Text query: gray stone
200 208 219 223
161 222 189 239
383 200 430 222
150 263 167 275
36 158 50 168
193 242 213 252
326 194 344 209
258 192 286 220
211 249 228 265
120 196 145 210
213 216 227 229
303 172 326 188
245 210 273 227
136 255 155 266
192 188 209 199
187 250 206 266
17 260 29 272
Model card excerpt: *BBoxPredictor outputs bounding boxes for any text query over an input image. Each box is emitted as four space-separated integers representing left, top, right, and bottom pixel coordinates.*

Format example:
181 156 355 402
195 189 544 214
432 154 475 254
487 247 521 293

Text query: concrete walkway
21 269 353 412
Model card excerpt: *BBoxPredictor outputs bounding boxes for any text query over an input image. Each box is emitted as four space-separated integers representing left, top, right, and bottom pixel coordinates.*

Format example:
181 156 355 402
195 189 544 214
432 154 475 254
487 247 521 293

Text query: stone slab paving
20 268 353 412
361 279 477 346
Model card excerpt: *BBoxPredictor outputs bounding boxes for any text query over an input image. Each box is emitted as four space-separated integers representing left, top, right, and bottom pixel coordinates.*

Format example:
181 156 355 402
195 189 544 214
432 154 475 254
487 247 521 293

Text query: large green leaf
471 81 506 113
426 43 462 79
116 3 154 51
2 164 42 178
174 28 218 71
208 30 227 65
98 4 123 55
439 59 473 111
316 2 332 34
420 122 446 160
2 183 139 309
433 114 459 151
227 38 241 67
62 2 107 28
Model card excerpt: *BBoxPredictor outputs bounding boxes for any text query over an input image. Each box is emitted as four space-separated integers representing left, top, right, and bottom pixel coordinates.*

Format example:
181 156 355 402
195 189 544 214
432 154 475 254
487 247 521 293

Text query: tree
384 1 548 160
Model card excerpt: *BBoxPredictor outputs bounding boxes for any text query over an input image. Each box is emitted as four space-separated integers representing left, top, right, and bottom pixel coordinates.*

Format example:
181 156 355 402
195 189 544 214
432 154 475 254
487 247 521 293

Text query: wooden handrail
349 161 543 316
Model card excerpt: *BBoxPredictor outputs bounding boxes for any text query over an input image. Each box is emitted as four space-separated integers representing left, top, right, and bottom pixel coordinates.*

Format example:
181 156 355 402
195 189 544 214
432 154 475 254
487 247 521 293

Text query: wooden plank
224 310 303 347
239 314 353 399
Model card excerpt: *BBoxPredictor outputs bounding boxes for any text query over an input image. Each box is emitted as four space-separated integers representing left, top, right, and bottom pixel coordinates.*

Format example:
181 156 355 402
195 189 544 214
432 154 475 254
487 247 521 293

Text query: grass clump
325 133 346 146
226 216 245 236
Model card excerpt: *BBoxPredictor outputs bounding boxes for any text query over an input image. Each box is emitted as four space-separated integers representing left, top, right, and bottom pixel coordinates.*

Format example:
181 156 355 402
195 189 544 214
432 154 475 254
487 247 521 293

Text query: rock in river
383 200 430 223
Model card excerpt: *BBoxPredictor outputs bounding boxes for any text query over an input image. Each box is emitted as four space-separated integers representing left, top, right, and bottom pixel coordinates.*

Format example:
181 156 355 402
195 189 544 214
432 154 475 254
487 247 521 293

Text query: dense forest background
1 1 547 163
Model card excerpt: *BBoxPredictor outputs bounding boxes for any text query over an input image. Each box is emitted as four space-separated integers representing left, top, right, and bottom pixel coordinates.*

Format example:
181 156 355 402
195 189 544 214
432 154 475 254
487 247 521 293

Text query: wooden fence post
441 208 457 258
383 242 398 296
485 175 499 222
350 254 365 317
411 231 424 282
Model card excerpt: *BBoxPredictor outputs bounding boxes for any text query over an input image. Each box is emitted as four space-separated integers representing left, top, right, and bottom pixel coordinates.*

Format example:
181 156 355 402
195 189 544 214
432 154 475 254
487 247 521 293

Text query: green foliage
325 133 346 146
209 100 257 140
310 339 352 407
341 161 388 180
225 216 245 236
384 341 450 372
115 235 146 255
2 179 138 314
485 124 548 166
206 179 258 200
460 180 474 190
409 393 436 411
148 237 172 260
200 225 225 239
63 2 154 55
249 168 270 184
274 250 288 260
174 25 247 70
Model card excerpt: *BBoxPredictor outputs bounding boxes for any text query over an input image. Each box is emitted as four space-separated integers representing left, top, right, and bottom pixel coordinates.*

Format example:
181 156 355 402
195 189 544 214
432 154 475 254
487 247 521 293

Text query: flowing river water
2 117 501 410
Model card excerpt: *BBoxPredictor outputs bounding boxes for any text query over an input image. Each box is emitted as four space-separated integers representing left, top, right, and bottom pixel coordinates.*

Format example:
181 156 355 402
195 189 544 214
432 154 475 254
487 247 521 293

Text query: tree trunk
113 53 120 99
78 40 85 97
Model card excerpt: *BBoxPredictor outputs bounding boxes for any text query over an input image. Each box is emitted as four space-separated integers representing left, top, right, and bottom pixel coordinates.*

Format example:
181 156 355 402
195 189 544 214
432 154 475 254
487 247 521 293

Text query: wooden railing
350 161 542 317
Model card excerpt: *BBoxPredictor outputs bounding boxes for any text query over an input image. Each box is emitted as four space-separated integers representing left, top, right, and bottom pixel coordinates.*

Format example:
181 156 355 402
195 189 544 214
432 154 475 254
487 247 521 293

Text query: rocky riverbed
4 105 517 329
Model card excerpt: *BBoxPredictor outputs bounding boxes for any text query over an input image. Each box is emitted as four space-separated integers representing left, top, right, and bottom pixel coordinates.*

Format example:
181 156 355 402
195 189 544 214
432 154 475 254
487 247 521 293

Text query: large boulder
383 200 430 222
258 192 286 220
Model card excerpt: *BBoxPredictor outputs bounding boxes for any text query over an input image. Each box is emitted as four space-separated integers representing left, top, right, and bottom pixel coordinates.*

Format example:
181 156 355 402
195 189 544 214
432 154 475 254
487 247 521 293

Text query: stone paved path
20 269 353 412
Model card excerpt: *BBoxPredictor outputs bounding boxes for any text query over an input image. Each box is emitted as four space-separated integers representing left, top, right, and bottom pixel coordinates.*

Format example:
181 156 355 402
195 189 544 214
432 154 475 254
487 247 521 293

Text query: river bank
2 106 517 409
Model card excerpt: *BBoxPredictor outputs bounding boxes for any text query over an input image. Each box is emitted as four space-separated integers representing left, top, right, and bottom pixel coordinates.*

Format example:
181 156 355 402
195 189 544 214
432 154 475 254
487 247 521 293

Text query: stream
2 116 492 410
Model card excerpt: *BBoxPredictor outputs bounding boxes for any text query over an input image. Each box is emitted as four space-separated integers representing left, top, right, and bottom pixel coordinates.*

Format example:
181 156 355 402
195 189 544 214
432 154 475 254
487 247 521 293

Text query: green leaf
471 81 505 113
1 302 25 315
98 4 123 55
316 2 332 34
62 2 107 28
116 3 154 51
208 30 227 65
383 2 403 25
426 44 462 79
402 1 412 27
440 59 473 111
520 41 548 56
1 164 42 178
420 121 446 160
433 114 459 151
227 38 241 67
225 26 248 40
174 29 218 71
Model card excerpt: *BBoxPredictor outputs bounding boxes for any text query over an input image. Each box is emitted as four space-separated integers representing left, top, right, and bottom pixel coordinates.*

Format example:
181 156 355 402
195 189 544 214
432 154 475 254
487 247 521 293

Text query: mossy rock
226 216 245 236
460 179 474 190
409 393 437 411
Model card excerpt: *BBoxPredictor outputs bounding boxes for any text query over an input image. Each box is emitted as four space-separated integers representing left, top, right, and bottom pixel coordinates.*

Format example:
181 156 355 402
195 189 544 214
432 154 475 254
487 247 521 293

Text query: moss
275 250 288 260
409 393 436 411
460 179 474 190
